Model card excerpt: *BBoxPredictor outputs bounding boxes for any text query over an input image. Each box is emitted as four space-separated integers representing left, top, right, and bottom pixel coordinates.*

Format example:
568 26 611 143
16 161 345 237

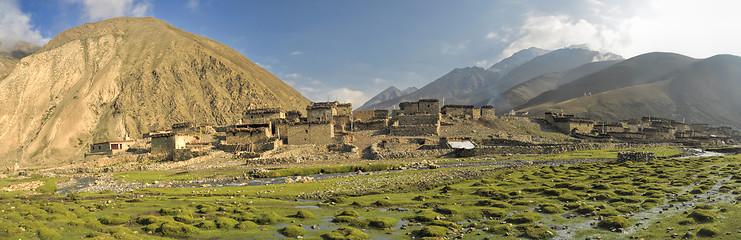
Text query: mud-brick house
441 104 476 120
353 109 389 122
287 121 334 145
244 108 286 124
222 126 280 152
480 105 495 120
285 110 302 123
553 117 595 135
593 122 625 134
90 140 134 155
307 105 337 122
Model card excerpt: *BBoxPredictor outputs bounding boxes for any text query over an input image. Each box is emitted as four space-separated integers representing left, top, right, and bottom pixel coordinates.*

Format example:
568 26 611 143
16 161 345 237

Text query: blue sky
2 0 741 107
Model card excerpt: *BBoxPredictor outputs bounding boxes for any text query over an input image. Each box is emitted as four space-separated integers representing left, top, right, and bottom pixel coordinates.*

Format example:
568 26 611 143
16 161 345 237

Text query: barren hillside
0 17 310 167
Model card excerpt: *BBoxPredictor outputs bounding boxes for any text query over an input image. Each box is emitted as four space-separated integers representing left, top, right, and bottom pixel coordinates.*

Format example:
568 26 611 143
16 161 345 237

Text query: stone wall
287 121 334 145
243 109 285 124
225 127 271 144
554 121 594 135
442 105 475 119
616 151 656 162
354 119 388 131
396 114 440 125
390 124 439 136
365 142 454 160
353 109 388 121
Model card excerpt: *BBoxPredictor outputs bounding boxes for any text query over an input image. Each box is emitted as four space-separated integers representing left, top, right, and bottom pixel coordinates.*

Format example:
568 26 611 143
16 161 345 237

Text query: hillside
519 54 741 129
492 60 620 112
0 17 310 167
519 52 697 109
468 47 623 106
357 86 416 110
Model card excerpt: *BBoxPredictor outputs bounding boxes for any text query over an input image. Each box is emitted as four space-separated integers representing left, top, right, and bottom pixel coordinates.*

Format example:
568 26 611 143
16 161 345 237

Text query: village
87 99 741 164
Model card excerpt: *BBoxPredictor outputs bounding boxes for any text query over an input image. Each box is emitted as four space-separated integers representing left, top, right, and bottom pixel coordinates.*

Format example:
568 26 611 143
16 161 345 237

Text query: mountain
0 41 41 81
468 47 623 106
0 17 310 167
491 60 621 112
518 53 741 129
357 86 417 110
358 66 500 110
357 47 549 110
518 52 697 109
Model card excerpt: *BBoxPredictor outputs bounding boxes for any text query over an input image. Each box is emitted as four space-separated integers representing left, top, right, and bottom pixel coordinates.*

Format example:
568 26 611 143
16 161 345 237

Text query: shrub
332 216 357 223
353 217 397 229
413 210 438 222
280 225 307 237
159 207 187 216
678 219 694 225
419 225 448 237
136 215 167 225
538 204 563 214
506 212 543 224
697 226 719 237
294 209 314 219
521 224 555 239
195 220 217 230
173 214 195 224
339 210 359 217
236 221 257 230
482 208 507 218
98 213 130 225
597 216 629 229
476 199 512 208
597 208 621 217
214 217 239 228
413 195 429 201
689 210 717 223
322 227 369 240
434 205 460 215
487 224 514 235
158 221 199 237
255 212 284 225
372 199 391 207
37 227 62 240
558 193 581 202
689 188 704 194
574 205 596 215
675 194 693 202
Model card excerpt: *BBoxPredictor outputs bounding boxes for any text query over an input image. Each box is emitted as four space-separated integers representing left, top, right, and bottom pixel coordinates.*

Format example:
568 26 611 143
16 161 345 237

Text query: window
305 130 309 133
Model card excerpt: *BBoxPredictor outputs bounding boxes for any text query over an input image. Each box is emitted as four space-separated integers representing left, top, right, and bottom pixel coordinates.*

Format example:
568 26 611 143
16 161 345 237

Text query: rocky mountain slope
491 60 621 112
0 17 310 167
357 86 416 110
518 53 741 129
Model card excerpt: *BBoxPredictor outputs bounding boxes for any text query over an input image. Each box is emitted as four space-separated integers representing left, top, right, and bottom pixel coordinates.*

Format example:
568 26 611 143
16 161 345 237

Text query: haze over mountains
362 45 741 129
358 45 624 111
0 17 309 167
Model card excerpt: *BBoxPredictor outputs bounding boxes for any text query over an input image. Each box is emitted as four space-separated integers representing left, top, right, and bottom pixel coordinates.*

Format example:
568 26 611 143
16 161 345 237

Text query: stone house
307 105 336 122
480 105 495 120
441 104 476 119
593 122 625 134
285 110 302 122
353 119 388 131
553 117 595 135
90 140 133 155
353 109 389 122
287 121 334 145
150 132 197 156
399 99 440 116
244 108 286 124
223 126 279 152
390 114 440 136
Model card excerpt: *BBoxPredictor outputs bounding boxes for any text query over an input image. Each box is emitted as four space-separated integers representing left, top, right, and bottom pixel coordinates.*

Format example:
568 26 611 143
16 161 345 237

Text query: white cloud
475 60 492 68
485 32 498 39
285 73 301 78
255 62 271 69
76 0 152 21
501 0 741 60
325 87 369 108
186 0 199 11
372 78 385 84
290 51 303 55
0 0 50 49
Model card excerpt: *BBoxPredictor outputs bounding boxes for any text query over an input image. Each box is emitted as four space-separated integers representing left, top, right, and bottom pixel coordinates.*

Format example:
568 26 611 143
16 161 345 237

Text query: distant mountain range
361 46 741 129
359 45 623 110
